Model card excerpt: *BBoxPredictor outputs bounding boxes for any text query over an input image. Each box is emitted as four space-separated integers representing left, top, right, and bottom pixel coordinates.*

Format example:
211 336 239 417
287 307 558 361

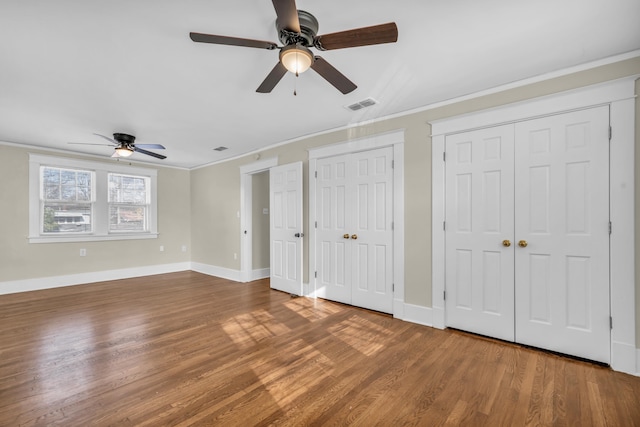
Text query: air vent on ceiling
213 146 228 151
345 97 378 111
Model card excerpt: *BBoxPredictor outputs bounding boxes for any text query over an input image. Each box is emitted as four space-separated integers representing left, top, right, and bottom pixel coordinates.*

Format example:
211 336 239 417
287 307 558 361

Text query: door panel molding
309 129 405 317
431 77 637 374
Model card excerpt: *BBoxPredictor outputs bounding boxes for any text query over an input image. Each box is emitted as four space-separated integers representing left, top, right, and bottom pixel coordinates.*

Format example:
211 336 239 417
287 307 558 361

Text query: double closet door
315 146 394 314
445 106 611 363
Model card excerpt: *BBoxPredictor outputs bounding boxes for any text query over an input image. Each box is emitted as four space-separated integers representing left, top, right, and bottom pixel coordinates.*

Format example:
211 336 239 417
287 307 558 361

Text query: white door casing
445 125 515 341
514 107 611 363
270 161 303 295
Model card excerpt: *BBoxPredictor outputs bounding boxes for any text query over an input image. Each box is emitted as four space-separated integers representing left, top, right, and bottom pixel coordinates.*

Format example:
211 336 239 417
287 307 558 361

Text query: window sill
28 233 159 244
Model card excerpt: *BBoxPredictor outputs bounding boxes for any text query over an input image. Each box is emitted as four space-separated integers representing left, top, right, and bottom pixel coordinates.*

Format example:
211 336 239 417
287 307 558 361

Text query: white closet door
270 162 303 295
514 106 610 363
316 154 351 304
315 147 394 313
445 125 515 341
350 147 394 313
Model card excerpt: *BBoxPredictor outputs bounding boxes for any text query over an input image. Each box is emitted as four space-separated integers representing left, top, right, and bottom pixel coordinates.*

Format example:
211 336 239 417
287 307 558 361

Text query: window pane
43 203 92 233
42 167 92 202
109 173 148 204
109 205 147 232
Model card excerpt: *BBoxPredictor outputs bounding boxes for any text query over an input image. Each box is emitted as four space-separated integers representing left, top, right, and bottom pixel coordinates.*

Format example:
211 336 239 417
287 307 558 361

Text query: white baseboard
249 268 270 281
401 303 433 327
636 348 640 377
0 262 191 295
611 341 639 376
190 262 241 282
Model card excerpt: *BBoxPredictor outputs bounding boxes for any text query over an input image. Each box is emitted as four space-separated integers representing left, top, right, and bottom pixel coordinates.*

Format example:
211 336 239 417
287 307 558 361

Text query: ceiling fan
189 0 398 94
68 133 167 159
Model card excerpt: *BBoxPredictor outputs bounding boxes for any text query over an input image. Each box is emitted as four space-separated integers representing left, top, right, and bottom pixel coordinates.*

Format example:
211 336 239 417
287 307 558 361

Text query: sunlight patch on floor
328 315 393 356
221 309 291 348
248 338 335 408
283 297 344 321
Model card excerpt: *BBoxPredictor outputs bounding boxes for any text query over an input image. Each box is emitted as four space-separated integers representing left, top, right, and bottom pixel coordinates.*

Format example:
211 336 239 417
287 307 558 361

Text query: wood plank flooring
0 271 639 426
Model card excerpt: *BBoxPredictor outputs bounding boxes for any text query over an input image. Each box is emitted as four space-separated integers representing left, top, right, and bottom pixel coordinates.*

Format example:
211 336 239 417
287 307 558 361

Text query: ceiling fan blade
256 62 288 93
190 32 278 50
134 147 167 160
314 22 398 51
310 57 357 94
136 143 165 150
272 0 301 33
68 142 114 146
93 133 117 145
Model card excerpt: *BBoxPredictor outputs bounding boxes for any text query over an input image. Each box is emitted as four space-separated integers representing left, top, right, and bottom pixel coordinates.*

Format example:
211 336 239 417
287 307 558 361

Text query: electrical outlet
160 245 164 252
79 248 87 257
181 245 187 252
234 253 237 260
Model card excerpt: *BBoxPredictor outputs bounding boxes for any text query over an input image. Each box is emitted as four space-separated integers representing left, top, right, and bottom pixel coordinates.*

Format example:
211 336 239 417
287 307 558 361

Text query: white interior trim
0 262 190 296
239 157 278 282
430 77 637 374
308 129 405 317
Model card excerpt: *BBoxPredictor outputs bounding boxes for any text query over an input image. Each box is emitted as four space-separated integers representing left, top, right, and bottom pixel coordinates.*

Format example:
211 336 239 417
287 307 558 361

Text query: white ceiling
1 0 639 169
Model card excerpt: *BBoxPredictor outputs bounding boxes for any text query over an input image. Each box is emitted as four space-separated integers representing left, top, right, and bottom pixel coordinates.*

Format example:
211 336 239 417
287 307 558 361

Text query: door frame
308 129 405 317
430 77 638 374
239 157 278 283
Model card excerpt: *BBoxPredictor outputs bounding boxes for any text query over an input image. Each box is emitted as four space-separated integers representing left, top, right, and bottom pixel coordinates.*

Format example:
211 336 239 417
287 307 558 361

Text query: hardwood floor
0 271 639 426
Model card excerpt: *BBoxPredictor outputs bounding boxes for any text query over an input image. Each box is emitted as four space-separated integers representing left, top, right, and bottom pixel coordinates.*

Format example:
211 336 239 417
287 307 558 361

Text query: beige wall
1 57 638 347
251 171 270 269
189 56 640 344
0 145 191 282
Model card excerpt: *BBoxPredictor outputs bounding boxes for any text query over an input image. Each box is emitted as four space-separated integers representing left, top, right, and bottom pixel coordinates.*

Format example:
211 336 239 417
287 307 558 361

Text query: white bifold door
270 162 303 296
445 106 611 364
315 147 394 314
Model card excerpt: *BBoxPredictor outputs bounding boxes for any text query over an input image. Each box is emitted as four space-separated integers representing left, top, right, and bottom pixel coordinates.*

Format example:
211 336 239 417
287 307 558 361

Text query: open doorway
240 157 277 282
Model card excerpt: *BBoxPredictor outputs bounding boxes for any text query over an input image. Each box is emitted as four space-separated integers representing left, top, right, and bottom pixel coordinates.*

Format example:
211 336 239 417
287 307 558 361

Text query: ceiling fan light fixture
115 146 134 157
280 44 313 74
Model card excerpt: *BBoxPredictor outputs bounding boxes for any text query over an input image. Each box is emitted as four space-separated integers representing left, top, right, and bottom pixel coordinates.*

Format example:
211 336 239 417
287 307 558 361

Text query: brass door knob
518 240 528 248
502 240 511 247
343 234 350 239
351 234 358 240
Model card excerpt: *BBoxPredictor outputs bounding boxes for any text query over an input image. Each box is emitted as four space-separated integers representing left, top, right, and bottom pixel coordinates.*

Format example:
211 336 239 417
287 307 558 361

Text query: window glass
41 167 93 233
108 173 149 232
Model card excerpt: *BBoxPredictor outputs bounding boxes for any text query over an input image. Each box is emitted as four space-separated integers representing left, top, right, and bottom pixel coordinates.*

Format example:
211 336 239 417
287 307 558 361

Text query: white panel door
350 147 394 313
316 154 351 304
270 162 303 295
315 147 394 313
514 106 610 363
445 125 515 341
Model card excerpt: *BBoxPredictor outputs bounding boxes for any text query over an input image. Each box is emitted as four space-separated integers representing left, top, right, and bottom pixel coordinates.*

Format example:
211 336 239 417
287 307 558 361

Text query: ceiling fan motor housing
113 133 135 147
277 10 318 46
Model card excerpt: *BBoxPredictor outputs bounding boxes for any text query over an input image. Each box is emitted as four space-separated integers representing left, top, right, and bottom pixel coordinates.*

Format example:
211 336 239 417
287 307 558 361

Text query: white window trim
29 154 158 243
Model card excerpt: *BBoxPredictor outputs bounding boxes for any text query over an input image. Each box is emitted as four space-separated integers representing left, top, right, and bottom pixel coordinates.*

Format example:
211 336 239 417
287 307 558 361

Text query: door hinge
315 221 317 228
609 126 612 141
315 171 317 178
314 271 317 278
392 283 395 292
391 221 394 230
610 316 613 330
392 160 395 169
443 221 446 231
443 290 446 301
443 152 446 162
609 221 612 235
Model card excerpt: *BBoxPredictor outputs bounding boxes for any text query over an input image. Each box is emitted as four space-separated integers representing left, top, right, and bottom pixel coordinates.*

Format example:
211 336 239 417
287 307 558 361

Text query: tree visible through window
41 167 93 233
108 173 150 232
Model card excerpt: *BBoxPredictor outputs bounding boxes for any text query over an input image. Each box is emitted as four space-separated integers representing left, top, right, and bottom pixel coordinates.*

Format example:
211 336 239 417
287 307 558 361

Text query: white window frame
29 154 158 243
